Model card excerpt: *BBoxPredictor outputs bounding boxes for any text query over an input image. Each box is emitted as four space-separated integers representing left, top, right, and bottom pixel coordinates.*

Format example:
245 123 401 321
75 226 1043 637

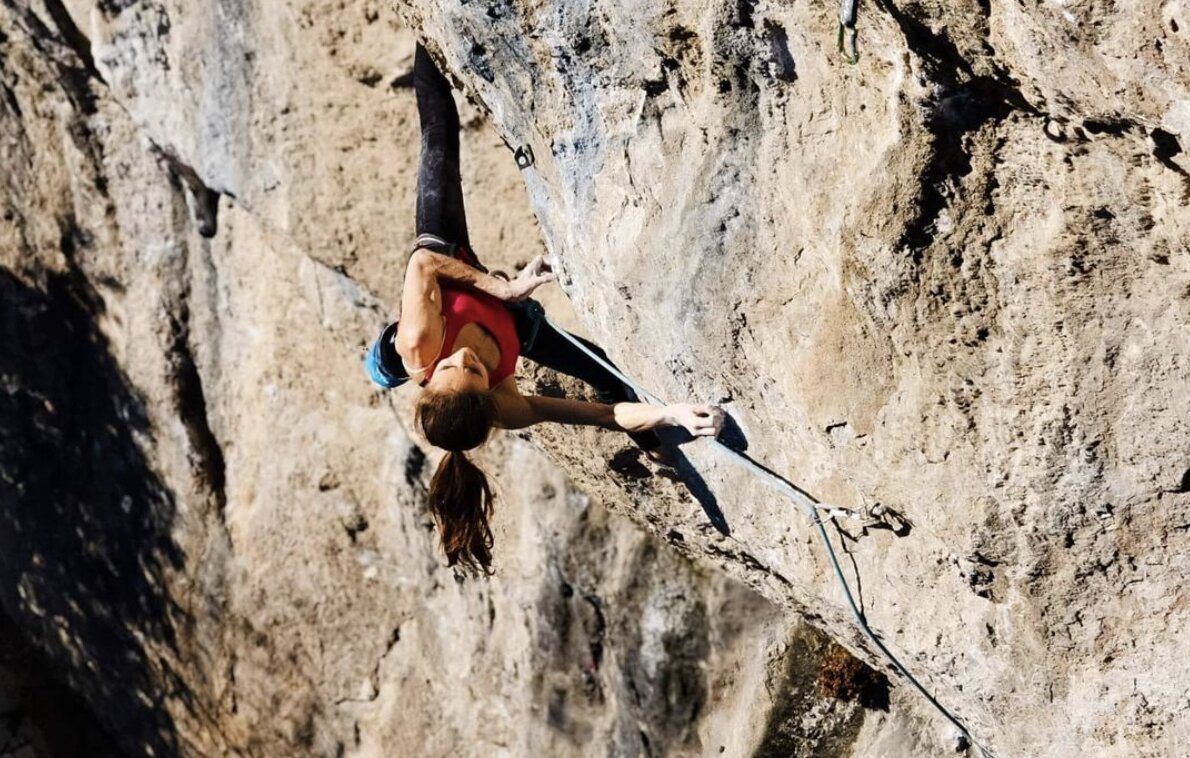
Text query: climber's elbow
394 324 431 359
408 248 436 273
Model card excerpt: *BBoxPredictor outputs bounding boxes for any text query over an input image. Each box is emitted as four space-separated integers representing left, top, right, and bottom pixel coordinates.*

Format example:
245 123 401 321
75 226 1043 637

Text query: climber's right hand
504 255 556 301
666 404 725 438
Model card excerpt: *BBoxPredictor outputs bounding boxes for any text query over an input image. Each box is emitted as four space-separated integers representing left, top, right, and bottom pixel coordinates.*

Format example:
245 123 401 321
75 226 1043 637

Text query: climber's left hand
505 255 556 301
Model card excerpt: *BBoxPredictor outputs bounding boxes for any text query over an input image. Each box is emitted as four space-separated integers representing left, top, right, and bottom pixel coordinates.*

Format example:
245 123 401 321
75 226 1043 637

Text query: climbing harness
838 0 859 64
540 314 997 758
509 297 546 353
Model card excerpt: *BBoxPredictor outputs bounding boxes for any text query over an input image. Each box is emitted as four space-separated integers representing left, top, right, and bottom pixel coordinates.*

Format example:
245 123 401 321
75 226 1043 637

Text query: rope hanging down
542 314 997 758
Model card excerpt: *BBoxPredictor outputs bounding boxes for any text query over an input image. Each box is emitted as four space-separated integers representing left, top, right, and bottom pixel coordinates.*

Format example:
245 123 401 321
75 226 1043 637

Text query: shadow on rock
0 612 124 756
712 413 748 453
649 412 758 535
0 267 186 757
654 435 731 535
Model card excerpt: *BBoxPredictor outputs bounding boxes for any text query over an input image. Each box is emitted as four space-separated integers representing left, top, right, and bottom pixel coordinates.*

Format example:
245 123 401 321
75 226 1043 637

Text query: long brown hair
415 389 498 576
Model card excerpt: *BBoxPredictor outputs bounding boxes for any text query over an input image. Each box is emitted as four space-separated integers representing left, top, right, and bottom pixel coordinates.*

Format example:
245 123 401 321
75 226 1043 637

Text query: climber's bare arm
394 251 448 367
492 394 643 431
408 249 513 300
414 249 555 301
492 382 723 436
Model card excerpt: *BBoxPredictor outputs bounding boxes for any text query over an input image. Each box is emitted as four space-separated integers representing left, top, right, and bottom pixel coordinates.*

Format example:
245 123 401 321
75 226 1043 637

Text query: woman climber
365 43 724 576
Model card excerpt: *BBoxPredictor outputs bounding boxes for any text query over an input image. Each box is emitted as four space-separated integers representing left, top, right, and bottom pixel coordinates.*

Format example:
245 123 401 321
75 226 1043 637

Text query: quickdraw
838 0 859 64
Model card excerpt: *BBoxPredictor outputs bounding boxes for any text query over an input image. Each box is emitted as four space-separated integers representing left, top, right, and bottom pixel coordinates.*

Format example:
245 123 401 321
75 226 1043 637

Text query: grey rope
542 314 997 757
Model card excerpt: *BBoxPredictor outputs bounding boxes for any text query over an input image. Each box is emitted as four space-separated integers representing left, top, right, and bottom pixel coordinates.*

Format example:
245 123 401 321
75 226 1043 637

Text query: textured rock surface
0 1 937 757
394 1 1189 756
1 0 1187 756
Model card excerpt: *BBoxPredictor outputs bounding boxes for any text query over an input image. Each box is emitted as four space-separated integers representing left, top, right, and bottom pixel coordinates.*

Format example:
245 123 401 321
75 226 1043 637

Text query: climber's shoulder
490 377 534 429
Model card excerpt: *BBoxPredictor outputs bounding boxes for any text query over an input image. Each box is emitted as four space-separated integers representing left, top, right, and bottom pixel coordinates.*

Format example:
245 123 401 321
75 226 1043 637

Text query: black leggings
412 43 660 452
414 44 470 248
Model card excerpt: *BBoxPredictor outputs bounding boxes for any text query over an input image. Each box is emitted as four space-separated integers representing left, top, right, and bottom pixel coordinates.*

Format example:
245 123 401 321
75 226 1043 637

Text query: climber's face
427 346 490 394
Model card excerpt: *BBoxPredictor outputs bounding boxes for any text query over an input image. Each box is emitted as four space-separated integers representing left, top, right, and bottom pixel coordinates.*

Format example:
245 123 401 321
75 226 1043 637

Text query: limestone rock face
0 1 933 757
393 2 1188 756
0 0 1187 757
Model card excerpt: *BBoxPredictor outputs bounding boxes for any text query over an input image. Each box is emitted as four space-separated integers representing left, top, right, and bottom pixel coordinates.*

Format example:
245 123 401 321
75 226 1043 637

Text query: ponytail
428 450 494 576
415 389 499 576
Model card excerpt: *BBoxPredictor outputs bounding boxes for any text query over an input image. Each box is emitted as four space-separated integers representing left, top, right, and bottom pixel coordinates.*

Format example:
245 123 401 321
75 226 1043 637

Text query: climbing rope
838 0 860 64
541 313 997 757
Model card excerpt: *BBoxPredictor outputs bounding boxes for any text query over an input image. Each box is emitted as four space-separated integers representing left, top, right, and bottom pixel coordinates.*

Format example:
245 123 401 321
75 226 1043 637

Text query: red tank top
421 285 519 385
